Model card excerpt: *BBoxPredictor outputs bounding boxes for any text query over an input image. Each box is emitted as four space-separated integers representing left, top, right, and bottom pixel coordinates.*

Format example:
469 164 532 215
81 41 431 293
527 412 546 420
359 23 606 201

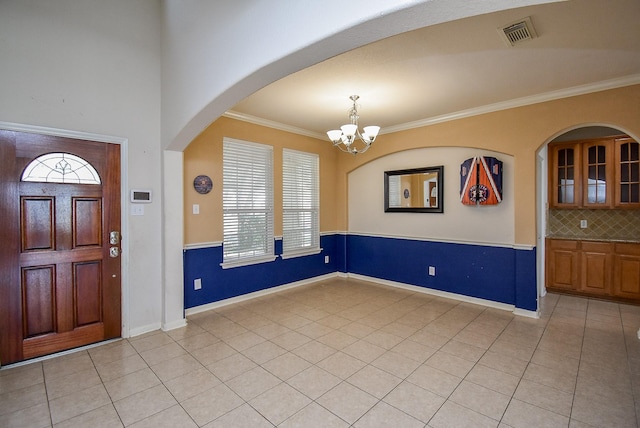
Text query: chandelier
327 95 380 155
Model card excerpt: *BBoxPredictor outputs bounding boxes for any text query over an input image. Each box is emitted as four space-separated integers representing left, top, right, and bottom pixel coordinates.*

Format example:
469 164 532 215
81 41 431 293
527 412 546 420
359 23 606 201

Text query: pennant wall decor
460 156 503 205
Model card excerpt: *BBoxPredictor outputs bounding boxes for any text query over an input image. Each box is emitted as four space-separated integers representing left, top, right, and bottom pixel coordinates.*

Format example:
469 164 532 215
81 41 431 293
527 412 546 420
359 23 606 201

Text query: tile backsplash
548 209 640 242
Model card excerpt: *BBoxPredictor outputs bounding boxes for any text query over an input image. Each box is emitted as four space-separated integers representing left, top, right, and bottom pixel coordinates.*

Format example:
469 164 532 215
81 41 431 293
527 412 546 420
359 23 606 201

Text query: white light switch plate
131 205 144 216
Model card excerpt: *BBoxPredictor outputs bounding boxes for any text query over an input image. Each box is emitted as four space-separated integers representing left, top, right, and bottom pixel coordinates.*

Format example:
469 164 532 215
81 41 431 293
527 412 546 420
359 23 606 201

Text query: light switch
193 204 200 215
580 219 587 229
131 205 144 216
194 278 202 290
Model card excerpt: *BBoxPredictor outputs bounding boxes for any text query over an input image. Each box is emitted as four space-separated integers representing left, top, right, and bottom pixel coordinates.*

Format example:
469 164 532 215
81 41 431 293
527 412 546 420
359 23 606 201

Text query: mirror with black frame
384 165 444 213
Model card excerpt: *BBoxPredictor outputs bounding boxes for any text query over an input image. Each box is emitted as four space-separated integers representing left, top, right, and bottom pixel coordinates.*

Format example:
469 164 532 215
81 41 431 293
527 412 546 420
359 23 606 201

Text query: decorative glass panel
619 141 640 204
22 153 101 184
586 146 606 204
557 148 574 204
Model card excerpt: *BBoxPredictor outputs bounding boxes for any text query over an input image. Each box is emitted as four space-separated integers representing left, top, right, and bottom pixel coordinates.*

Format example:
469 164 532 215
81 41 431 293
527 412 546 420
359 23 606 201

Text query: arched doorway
537 125 640 303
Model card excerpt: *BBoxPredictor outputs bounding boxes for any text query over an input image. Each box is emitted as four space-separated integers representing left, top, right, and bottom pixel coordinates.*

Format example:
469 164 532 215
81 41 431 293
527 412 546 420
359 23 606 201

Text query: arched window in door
21 152 101 184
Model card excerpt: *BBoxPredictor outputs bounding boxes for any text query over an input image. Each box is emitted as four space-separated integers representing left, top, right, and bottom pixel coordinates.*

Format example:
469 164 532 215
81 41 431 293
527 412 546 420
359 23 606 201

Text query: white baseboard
512 308 540 319
129 322 162 338
185 272 339 316
184 271 539 319
346 273 539 316
162 318 188 332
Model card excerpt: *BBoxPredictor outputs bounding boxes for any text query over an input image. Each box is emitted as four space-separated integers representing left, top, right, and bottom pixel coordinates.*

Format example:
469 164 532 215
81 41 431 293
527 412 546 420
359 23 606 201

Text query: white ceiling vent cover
499 16 537 47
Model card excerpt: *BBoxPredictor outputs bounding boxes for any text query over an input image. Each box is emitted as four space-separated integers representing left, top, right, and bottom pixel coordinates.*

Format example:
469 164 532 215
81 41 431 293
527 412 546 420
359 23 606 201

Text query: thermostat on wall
130 189 152 203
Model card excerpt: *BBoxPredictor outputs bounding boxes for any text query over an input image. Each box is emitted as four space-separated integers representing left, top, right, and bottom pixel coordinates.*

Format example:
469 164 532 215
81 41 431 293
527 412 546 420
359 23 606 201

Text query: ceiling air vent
498 16 537 47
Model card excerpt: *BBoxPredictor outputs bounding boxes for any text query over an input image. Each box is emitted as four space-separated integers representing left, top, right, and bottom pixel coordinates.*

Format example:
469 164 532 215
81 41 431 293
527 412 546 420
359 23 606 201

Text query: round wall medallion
193 175 213 194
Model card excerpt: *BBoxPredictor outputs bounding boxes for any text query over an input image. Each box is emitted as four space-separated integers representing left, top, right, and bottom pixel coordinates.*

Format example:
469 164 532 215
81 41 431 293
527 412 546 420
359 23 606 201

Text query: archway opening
537 125 638 301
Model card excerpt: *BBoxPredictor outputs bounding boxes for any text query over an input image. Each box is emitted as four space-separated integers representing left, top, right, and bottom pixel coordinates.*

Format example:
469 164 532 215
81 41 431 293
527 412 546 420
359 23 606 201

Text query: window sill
220 255 277 269
280 248 322 260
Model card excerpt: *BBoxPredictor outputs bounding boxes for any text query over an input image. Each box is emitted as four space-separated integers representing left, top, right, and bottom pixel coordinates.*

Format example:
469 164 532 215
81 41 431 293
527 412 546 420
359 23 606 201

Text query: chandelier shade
327 95 380 154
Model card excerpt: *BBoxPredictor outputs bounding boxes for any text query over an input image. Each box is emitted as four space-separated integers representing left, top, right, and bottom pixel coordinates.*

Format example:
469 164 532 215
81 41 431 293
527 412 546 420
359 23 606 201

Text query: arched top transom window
21 152 101 184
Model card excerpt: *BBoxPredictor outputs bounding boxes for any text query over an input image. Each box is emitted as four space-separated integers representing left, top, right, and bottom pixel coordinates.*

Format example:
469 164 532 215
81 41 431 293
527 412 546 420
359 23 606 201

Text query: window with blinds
282 149 320 257
388 175 401 207
222 138 275 267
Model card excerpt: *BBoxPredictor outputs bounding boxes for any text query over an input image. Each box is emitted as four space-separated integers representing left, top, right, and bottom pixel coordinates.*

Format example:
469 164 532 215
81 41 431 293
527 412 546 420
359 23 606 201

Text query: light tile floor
1 278 640 427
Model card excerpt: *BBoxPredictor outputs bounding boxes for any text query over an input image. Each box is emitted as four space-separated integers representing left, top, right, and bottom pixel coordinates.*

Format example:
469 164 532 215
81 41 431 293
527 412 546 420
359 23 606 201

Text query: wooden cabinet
580 241 613 295
549 136 639 209
613 243 640 299
546 239 579 290
614 137 640 208
546 239 639 303
549 143 581 208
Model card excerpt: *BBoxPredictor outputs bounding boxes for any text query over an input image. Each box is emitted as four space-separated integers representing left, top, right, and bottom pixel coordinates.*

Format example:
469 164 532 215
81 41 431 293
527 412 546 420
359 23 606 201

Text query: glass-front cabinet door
616 137 640 207
550 143 581 208
582 140 612 207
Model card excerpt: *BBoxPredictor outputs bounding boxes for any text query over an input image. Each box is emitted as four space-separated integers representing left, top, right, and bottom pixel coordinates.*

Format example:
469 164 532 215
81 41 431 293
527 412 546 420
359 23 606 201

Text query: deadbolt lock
109 231 120 245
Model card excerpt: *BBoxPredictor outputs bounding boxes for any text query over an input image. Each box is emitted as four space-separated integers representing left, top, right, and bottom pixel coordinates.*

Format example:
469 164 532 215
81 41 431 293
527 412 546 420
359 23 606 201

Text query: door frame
0 121 130 340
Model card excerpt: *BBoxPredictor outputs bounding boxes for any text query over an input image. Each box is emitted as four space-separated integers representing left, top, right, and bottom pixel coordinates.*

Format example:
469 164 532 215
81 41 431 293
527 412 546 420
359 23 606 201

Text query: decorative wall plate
193 175 213 194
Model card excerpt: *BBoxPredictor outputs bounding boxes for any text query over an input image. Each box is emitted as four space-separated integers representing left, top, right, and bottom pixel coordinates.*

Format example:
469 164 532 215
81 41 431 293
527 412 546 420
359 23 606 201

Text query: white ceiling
228 0 640 139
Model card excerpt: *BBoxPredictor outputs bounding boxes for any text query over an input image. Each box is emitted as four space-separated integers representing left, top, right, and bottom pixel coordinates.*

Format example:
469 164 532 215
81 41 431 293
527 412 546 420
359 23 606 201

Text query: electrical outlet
324 256 330 264
580 219 587 229
194 278 202 290
193 204 200 215
428 266 436 276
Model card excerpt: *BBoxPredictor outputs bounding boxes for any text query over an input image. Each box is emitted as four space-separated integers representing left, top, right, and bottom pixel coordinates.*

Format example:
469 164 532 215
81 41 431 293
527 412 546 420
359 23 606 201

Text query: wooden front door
0 130 121 365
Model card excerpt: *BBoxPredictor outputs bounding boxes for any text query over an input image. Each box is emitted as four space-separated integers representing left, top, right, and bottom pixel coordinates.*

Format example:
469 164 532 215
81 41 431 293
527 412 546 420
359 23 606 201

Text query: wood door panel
73 198 102 247
580 242 612 295
552 251 578 288
20 248 103 267
613 255 640 297
22 323 104 360
74 262 102 326
546 239 579 290
21 266 56 338
21 197 55 251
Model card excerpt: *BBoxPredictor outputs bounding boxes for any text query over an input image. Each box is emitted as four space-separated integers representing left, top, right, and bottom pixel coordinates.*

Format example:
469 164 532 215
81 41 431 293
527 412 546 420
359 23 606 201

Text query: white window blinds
282 149 320 256
222 138 274 266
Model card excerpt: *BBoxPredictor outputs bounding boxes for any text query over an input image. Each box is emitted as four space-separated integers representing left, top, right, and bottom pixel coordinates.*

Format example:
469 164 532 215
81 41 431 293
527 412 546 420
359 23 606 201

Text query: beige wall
349 147 515 245
336 85 640 245
184 85 640 247
184 117 338 244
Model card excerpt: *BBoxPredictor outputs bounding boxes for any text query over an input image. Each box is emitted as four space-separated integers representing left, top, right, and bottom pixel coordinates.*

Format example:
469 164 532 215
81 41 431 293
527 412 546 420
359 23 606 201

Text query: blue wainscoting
347 234 536 310
183 235 340 309
183 233 537 312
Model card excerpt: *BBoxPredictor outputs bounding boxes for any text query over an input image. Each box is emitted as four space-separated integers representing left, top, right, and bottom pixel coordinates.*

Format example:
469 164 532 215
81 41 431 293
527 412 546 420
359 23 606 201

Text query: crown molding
223 74 640 138
222 111 326 140
383 74 640 134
